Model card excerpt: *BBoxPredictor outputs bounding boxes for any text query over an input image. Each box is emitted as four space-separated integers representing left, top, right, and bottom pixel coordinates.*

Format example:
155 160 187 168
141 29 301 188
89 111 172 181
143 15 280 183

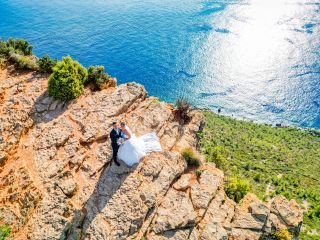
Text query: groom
110 122 122 166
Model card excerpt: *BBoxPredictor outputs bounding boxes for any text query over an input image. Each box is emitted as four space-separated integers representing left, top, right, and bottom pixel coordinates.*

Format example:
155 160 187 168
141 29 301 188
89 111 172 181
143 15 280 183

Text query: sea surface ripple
0 0 319 128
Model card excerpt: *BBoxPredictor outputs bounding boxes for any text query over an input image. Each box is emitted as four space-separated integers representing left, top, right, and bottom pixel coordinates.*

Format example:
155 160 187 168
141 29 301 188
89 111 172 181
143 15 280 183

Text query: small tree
87 65 116 90
38 55 57 73
225 177 251 203
48 56 88 101
206 146 226 169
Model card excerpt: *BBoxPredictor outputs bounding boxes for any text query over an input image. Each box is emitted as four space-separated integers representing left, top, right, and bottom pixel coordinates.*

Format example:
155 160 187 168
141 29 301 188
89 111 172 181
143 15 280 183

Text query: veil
117 125 161 167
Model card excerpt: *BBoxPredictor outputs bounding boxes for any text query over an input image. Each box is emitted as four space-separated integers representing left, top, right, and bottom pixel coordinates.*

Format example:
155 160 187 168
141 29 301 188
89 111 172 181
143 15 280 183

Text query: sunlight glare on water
191 0 320 128
0 0 319 128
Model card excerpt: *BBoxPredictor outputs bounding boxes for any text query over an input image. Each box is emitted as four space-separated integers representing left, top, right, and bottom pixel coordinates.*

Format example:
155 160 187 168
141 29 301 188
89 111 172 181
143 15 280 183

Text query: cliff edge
0 67 303 240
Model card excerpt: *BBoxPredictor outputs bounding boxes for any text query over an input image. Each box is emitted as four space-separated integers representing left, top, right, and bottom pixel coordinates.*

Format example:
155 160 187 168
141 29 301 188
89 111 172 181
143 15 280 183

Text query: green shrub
271 228 292 240
225 177 251 203
87 65 116 90
253 173 262 183
0 55 6 68
48 56 88 101
0 38 36 70
0 225 11 240
8 50 38 70
7 38 33 55
195 169 203 178
176 98 192 123
206 146 226 169
307 205 320 220
182 148 200 167
38 54 57 73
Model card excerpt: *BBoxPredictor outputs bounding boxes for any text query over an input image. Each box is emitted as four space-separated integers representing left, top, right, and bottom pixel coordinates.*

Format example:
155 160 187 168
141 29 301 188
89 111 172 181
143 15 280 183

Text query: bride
117 122 162 166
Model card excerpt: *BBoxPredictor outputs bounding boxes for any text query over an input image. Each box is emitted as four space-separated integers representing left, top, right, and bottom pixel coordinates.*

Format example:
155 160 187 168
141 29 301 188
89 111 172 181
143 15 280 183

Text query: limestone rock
173 173 192 190
232 213 265 230
0 67 303 240
190 168 223 213
229 228 262 240
201 222 228 240
152 189 196 234
149 228 196 240
270 195 303 227
232 194 269 230
59 178 77 197
249 200 270 222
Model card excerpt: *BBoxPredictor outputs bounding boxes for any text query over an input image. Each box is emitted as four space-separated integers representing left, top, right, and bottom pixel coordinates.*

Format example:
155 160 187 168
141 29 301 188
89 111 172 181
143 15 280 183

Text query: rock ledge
0 68 303 239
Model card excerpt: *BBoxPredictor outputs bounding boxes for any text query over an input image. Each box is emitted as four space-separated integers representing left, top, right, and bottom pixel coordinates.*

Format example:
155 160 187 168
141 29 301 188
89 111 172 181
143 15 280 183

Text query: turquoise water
1 0 319 128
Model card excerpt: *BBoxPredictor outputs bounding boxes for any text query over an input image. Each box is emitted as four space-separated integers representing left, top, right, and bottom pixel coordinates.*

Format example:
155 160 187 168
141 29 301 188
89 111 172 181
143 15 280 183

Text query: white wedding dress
117 127 162 166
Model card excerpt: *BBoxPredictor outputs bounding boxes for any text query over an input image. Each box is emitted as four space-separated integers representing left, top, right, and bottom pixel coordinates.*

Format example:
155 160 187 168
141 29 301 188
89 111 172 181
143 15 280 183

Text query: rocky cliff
0 67 303 240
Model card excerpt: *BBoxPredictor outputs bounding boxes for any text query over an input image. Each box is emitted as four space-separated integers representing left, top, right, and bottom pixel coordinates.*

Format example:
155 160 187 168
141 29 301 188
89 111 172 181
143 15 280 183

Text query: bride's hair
120 122 126 127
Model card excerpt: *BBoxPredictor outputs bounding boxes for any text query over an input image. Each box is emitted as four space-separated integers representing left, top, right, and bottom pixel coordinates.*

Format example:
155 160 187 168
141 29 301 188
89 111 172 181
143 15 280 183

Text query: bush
271 228 292 240
7 38 33 55
0 38 36 70
0 55 6 68
206 146 226 169
8 50 38 70
38 54 57 73
195 169 203 178
182 148 201 167
0 225 11 240
176 98 192 123
0 40 10 55
225 177 251 203
87 65 116 90
48 56 88 101
307 205 320 220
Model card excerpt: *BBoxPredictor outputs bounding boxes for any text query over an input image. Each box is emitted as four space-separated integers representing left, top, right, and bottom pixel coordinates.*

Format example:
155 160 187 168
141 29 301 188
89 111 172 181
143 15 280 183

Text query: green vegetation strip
0 225 10 240
199 111 320 240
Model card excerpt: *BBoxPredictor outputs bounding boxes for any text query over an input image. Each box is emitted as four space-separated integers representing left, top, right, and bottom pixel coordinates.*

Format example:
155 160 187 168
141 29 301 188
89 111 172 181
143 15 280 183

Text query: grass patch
225 177 251 203
271 228 293 240
195 169 204 178
0 225 10 240
199 111 320 239
182 147 201 167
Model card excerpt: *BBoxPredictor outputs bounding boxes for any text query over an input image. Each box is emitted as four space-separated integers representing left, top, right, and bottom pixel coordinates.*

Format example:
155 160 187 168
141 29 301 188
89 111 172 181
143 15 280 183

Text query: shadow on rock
31 90 69 123
60 160 136 240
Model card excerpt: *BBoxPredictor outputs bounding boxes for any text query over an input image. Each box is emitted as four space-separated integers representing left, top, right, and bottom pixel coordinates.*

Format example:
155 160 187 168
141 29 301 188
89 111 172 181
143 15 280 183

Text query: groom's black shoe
114 160 121 166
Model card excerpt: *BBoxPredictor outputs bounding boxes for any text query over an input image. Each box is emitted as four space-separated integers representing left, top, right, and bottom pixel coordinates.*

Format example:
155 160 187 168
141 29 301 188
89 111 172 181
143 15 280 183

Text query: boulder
270 195 303 227
152 188 196 234
59 178 77 197
173 173 192 190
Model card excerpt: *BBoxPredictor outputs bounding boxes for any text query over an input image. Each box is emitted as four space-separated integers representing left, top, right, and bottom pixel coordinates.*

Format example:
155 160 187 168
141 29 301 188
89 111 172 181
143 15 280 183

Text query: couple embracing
110 122 162 167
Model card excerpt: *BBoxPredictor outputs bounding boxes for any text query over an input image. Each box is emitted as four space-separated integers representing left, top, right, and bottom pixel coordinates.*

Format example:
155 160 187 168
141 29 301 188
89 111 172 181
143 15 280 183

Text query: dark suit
110 128 122 163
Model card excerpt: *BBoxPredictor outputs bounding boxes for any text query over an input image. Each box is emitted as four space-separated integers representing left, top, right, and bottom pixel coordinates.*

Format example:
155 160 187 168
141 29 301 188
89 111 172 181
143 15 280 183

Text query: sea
0 0 319 128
